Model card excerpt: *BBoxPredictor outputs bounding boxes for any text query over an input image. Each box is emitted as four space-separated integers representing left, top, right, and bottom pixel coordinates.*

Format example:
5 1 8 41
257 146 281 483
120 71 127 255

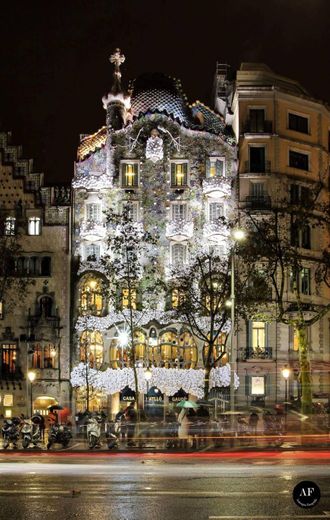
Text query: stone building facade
215 62 330 408
0 132 71 418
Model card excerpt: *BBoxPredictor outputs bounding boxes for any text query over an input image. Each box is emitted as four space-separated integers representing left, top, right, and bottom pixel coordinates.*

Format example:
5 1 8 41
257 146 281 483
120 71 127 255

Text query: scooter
47 424 72 449
2 418 20 449
86 415 103 449
21 419 41 449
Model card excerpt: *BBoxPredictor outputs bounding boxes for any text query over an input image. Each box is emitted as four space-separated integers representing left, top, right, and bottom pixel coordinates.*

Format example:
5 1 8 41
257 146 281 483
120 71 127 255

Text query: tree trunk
297 326 312 415
203 341 213 399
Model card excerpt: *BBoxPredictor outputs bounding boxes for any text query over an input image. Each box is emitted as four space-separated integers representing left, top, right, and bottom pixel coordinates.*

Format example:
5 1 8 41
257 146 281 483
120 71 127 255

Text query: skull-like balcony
166 219 193 241
80 220 107 241
203 221 230 241
202 177 231 198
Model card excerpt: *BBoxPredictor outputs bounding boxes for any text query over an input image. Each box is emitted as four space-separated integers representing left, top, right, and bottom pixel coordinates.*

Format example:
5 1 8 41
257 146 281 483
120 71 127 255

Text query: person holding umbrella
177 400 198 450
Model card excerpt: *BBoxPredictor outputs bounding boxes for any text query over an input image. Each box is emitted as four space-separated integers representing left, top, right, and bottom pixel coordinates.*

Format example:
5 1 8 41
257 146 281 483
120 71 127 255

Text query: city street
0 452 329 520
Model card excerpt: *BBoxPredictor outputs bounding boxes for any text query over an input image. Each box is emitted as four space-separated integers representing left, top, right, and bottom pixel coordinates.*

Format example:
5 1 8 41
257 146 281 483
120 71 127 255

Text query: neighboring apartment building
215 62 330 408
71 50 237 415
0 132 71 418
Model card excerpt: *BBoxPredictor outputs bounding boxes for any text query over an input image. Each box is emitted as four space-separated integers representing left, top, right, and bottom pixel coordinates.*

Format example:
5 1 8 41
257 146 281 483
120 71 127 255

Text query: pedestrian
124 402 137 447
178 407 190 449
249 412 259 436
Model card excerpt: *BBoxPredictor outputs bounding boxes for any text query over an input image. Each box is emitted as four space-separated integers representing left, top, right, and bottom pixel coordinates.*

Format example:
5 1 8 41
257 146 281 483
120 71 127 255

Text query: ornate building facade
0 132 71 418
71 50 237 415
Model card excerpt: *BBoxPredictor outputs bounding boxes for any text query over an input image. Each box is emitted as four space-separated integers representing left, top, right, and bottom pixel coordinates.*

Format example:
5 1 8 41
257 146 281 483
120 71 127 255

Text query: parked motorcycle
86 415 103 449
47 424 72 449
21 418 41 449
2 418 20 449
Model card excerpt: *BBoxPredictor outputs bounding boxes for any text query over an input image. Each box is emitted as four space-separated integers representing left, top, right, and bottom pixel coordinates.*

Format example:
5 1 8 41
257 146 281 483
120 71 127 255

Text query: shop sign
3 394 13 407
145 386 164 403
120 386 136 402
169 389 188 402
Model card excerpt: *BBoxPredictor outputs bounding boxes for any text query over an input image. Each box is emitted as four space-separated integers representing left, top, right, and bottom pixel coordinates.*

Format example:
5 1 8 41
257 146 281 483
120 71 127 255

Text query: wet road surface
0 452 329 520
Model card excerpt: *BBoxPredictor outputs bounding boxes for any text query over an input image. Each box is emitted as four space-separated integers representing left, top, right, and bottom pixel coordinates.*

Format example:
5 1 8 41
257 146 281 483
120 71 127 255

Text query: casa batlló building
71 50 238 415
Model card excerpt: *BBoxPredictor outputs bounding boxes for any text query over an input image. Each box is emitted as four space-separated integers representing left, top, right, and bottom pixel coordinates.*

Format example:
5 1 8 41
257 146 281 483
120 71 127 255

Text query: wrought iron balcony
244 195 272 210
243 120 273 134
80 220 107 241
166 219 193 241
202 177 231 197
244 161 271 174
242 346 273 360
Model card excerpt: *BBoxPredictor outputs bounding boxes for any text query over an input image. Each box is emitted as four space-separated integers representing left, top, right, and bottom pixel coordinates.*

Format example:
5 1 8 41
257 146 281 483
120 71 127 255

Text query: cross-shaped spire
110 48 125 94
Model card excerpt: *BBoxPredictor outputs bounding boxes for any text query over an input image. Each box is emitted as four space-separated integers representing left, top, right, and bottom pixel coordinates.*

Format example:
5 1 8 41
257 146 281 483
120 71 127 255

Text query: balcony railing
244 161 271 174
242 347 273 360
166 220 193 241
203 221 229 240
80 220 107 241
202 177 231 197
244 195 272 210
243 120 273 134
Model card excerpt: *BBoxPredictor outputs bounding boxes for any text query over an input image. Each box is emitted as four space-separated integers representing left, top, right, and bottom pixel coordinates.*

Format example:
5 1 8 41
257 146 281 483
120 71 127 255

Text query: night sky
0 0 329 184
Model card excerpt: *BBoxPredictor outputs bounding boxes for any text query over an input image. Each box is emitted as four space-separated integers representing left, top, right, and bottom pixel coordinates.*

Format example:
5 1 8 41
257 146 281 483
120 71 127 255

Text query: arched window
80 330 103 368
133 329 146 362
179 331 198 368
160 330 179 367
44 344 56 368
32 344 42 369
39 296 53 317
79 274 104 316
203 332 227 367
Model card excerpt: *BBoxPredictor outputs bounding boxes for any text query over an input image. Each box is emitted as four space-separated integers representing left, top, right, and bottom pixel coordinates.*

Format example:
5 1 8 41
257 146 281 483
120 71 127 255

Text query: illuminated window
85 244 101 261
32 344 42 369
80 330 103 368
28 217 41 235
250 321 266 351
1 344 17 375
79 275 104 316
209 202 224 222
171 244 187 265
122 288 137 310
4 217 16 236
207 157 225 178
171 289 185 308
171 162 188 187
44 344 56 369
160 330 178 367
179 331 198 368
121 162 139 188
86 203 101 222
0 301 3 319
171 203 186 221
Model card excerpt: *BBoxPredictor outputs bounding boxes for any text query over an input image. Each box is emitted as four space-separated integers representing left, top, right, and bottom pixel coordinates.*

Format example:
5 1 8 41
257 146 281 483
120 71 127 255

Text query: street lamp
27 370 36 417
229 228 246 431
144 367 152 413
281 366 290 432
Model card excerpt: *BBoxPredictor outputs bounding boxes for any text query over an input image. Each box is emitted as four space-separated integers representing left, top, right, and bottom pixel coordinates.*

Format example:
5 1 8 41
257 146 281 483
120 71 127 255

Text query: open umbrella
176 400 199 409
47 404 64 412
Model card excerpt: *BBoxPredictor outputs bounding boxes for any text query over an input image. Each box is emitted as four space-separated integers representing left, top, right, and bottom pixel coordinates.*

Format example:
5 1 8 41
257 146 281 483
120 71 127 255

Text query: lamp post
144 367 152 414
27 370 36 417
229 229 246 432
281 366 290 432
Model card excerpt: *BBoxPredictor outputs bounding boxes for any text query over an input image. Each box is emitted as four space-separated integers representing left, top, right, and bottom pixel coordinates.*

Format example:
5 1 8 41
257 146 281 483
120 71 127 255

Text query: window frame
288 111 309 135
120 161 140 189
289 149 310 171
171 243 187 266
206 157 226 178
28 216 41 236
170 160 189 188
